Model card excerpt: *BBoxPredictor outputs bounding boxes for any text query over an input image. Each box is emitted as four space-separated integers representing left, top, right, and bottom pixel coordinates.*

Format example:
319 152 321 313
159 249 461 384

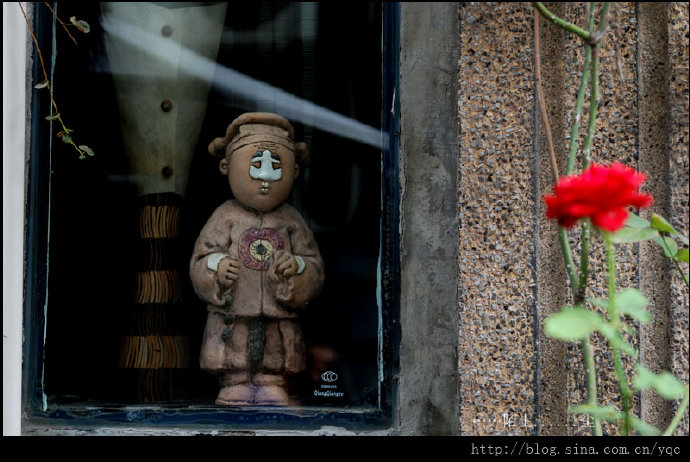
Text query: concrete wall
456 2 689 436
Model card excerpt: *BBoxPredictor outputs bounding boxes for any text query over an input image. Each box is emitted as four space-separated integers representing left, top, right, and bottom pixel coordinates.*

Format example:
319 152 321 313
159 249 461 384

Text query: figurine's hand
217 256 241 287
273 250 299 278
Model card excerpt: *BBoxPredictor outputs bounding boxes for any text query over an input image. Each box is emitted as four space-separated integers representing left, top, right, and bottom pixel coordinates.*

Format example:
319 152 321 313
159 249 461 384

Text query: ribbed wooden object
119 193 189 401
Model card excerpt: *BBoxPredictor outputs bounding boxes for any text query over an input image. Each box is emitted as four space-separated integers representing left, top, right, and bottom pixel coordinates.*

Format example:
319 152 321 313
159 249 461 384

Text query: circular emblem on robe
239 228 285 270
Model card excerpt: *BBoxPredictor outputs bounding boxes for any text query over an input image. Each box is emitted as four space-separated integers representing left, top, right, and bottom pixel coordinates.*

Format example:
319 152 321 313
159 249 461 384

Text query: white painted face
250 150 283 182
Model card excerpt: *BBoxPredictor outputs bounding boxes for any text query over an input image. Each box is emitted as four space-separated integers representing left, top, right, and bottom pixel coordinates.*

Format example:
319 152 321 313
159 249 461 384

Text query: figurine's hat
208 112 308 162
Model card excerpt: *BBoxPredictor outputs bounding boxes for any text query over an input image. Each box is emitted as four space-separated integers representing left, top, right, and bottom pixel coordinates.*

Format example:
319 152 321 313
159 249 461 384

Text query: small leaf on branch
78 145 95 156
545 306 603 341
653 235 679 258
651 213 689 245
569 404 623 421
588 298 609 310
633 365 687 400
69 17 91 33
630 417 661 436
616 288 650 324
610 225 658 244
624 211 650 228
598 322 638 357
677 248 689 263
650 213 676 234
57 131 73 144
35 80 50 89
45 113 61 121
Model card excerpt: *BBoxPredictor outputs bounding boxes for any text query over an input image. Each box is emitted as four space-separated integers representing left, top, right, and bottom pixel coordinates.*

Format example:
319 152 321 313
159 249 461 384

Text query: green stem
558 227 581 297
663 388 690 436
574 8 598 304
576 220 591 304
534 2 591 40
581 44 599 169
565 6 596 176
659 235 690 288
582 3 611 169
582 338 602 435
604 233 632 435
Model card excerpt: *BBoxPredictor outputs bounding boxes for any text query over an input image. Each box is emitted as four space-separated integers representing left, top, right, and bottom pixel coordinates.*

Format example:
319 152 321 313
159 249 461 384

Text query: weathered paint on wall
397 2 460 436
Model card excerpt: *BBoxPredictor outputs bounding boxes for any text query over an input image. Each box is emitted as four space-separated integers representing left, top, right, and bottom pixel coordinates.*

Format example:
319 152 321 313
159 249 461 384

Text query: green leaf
633 365 688 400
677 248 689 263
587 297 609 310
78 145 95 157
610 226 659 244
630 417 661 436
651 214 690 245
57 131 73 144
616 288 651 324
70 16 91 33
569 404 623 421
653 235 679 258
598 322 638 357
45 113 61 121
625 211 651 228
545 307 604 341
34 80 50 89
650 213 676 234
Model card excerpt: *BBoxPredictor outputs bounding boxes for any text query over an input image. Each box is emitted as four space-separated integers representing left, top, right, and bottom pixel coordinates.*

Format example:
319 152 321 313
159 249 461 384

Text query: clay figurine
190 112 324 406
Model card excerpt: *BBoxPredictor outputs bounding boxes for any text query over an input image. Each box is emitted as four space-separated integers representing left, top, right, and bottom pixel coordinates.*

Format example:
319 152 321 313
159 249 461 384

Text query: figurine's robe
190 200 324 375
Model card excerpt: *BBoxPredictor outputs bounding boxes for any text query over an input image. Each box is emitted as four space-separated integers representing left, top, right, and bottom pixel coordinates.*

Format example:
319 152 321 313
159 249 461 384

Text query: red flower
544 163 653 232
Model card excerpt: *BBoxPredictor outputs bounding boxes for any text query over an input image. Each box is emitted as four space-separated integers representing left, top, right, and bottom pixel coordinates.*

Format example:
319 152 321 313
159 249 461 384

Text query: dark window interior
36 2 392 418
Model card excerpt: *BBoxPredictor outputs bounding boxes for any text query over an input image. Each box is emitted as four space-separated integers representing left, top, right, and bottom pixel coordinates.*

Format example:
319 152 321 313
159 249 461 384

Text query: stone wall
456 2 689 436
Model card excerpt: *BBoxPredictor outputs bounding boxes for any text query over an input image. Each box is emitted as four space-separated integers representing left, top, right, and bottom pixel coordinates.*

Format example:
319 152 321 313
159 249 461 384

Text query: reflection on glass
44 2 384 412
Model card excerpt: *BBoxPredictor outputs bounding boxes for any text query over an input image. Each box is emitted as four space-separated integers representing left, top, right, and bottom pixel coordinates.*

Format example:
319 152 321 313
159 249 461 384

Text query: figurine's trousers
200 312 306 377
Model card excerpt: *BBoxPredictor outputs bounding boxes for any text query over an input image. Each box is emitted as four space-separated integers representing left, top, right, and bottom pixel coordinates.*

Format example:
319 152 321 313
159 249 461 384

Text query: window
23 2 400 431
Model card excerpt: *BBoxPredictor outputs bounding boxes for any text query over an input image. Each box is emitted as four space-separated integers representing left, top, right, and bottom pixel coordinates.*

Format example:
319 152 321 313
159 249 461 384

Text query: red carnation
544 163 653 232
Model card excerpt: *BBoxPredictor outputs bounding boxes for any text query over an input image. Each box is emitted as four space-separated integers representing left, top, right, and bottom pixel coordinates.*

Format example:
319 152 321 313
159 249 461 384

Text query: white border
3 1 28 437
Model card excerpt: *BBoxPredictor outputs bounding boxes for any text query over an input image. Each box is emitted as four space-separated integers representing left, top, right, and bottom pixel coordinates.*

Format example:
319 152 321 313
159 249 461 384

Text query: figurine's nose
250 150 282 182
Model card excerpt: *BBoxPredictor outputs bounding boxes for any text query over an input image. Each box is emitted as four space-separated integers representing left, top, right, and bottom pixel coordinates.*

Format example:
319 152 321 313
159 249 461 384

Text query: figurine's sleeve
271 210 325 309
189 204 234 307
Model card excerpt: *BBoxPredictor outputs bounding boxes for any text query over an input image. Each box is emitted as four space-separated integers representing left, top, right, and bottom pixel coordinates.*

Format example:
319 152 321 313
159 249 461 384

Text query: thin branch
534 5 582 298
42 2 78 45
565 4 596 176
534 12 560 183
663 389 690 436
582 338 603 436
18 2 90 159
605 234 632 436
534 2 591 41
581 45 599 168
576 6 598 306
18 2 58 115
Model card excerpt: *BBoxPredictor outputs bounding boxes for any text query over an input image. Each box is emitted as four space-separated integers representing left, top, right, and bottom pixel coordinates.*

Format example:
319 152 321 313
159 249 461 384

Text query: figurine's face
220 141 298 213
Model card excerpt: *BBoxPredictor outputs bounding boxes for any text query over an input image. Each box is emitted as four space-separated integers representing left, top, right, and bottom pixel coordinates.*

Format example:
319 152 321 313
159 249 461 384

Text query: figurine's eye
252 152 262 168
271 153 281 163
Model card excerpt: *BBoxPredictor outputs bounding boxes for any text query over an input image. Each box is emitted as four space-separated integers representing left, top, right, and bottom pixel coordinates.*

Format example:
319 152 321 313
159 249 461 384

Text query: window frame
20 1 402 434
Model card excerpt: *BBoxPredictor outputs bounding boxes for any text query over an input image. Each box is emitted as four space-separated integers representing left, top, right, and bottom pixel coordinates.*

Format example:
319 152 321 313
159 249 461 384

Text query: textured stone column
637 1 672 432
666 1 690 436
458 2 538 436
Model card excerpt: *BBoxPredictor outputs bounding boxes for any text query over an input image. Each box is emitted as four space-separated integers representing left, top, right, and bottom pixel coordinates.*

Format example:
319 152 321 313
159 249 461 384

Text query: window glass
27 2 397 426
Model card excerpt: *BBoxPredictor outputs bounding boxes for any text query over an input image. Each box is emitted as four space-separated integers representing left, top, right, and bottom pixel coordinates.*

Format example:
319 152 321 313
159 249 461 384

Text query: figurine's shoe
216 384 253 406
253 385 289 406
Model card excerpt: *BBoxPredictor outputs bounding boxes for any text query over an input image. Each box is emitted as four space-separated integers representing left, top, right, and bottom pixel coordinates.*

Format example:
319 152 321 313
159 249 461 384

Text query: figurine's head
209 113 308 213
